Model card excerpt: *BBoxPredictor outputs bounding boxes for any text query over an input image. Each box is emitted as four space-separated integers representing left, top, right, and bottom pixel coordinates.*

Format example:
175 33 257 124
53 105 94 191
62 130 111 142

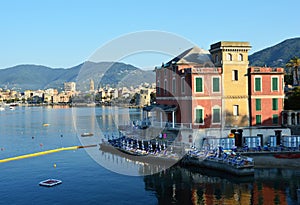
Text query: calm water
0 106 300 205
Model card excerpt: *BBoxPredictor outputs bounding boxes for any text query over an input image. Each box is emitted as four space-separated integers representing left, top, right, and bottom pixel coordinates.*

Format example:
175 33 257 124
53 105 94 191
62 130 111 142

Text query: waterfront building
148 41 288 145
248 67 285 126
135 88 153 107
64 82 76 92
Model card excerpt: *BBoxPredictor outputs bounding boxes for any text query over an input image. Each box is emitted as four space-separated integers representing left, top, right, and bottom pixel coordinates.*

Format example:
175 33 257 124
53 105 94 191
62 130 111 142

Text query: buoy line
0 145 97 163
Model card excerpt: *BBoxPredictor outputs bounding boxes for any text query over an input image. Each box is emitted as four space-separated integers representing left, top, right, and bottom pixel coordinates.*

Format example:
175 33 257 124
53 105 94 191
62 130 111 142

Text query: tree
285 86 300 110
286 56 300 86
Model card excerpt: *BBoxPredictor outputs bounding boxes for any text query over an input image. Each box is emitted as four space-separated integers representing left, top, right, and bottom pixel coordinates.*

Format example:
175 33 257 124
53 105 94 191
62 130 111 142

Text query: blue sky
0 0 299 69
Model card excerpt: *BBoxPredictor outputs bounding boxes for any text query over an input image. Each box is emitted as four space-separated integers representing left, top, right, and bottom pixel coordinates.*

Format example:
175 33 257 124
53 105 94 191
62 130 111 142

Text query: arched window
172 77 176 94
164 79 167 94
215 54 219 63
238 54 243 61
157 81 160 94
227 53 232 61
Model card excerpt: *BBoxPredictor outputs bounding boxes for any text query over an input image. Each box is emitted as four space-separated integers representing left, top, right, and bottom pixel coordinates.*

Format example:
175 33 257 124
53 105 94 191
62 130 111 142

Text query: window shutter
196 78 203 92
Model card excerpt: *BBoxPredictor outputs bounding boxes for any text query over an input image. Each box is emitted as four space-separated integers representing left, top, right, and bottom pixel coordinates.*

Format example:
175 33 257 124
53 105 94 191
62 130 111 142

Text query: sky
0 0 299 70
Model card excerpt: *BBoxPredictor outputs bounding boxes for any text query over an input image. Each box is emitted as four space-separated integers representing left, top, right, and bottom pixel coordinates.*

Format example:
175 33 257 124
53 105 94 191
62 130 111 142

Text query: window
256 115 262 125
212 107 221 123
233 105 239 116
181 77 185 93
238 54 243 61
215 54 219 63
164 68 167 76
157 70 160 77
232 70 238 81
157 81 160 94
172 78 176 94
195 108 203 124
172 66 176 73
227 53 232 61
272 98 278 110
195 77 203 92
164 79 167 94
272 114 279 124
255 99 261 111
272 77 278 91
255 77 261 91
212 77 220 92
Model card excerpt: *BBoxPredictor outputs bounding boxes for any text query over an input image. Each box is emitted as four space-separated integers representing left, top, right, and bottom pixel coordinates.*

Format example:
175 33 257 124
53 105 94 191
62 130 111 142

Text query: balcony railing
152 121 192 129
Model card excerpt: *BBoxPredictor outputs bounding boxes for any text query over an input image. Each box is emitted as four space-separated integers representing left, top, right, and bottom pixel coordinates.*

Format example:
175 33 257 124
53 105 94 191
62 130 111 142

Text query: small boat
0 107 4 111
43 123 50 127
81 133 94 137
39 179 62 187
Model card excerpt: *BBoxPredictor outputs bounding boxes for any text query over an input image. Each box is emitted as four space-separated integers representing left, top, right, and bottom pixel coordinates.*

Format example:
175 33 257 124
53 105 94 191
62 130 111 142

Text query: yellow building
209 41 251 127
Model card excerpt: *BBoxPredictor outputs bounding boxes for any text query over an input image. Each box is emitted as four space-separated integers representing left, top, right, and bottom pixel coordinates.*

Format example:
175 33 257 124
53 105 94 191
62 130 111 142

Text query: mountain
249 37 300 67
0 62 155 91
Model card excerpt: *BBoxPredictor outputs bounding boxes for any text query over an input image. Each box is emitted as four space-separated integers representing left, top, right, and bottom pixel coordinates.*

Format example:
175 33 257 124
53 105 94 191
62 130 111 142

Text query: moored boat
81 132 94 137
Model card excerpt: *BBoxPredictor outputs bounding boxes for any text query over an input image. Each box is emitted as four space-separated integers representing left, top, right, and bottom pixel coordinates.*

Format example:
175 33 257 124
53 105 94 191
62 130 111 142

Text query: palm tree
286 56 300 86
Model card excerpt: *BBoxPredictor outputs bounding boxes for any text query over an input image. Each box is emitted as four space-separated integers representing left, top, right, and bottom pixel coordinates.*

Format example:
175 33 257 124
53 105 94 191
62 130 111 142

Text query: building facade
154 41 285 131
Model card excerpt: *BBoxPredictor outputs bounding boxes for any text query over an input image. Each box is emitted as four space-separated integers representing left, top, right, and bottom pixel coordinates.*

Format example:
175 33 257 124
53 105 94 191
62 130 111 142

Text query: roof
165 46 215 67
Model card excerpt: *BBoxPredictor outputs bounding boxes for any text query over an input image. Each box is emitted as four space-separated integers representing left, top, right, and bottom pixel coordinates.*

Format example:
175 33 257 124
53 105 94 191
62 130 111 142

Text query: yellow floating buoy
53 163 57 168
43 123 50 127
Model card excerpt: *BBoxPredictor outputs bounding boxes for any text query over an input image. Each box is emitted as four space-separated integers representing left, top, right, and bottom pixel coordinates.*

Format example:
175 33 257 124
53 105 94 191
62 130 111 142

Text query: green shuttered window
212 108 220 123
195 109 203 123
195 77 203 92
255 77 261 91
255 99 261 111
272 77 278 91
273 114 279 124
272 98 278 110
256 115 262 125
213 77 220 92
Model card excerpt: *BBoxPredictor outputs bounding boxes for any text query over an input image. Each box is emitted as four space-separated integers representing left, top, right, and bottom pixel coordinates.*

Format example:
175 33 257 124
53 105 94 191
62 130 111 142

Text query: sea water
0 106 299 205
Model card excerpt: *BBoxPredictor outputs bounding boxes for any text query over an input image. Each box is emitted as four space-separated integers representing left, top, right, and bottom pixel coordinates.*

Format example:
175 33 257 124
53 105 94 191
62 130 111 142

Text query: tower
209 42 251 127
90 79 95 92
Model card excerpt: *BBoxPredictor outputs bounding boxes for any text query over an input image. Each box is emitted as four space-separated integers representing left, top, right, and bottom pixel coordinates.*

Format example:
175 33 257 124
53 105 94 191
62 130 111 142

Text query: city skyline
0 0 299 69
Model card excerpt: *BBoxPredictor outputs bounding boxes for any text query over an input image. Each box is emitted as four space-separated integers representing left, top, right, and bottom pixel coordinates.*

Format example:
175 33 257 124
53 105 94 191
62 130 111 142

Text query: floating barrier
0 145 97 163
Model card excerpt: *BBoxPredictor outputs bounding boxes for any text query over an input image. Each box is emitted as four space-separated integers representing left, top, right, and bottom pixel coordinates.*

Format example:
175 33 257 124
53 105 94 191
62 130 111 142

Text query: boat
0 107 4 111
39 179 62 187
81 132 94 137
181 148 254 176
43 123 50 127
274 153 300 159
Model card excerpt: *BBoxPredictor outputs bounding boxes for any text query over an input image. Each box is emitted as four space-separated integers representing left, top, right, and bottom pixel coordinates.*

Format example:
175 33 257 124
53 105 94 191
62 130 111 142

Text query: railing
152 121 193 129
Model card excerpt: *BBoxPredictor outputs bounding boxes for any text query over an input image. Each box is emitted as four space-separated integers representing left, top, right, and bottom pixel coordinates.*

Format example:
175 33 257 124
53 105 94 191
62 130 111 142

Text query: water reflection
143 167 300 205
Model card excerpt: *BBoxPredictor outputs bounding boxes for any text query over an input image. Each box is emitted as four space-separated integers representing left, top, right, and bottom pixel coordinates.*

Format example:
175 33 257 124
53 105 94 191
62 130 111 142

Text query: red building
152 43 285 130
154 47 223 129
249 67 285 126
